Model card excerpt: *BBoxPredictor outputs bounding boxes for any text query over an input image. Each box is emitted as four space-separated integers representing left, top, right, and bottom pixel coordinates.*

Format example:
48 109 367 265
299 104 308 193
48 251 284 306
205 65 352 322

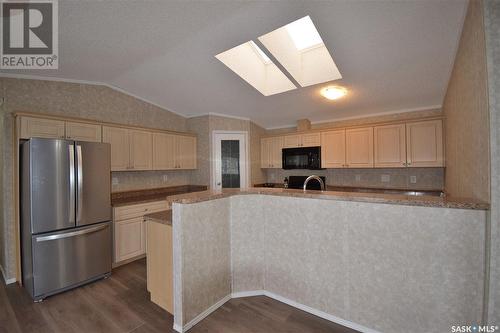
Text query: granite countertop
254 183 444 196
167 187 489 210
144 210 172 226
111 185 207 206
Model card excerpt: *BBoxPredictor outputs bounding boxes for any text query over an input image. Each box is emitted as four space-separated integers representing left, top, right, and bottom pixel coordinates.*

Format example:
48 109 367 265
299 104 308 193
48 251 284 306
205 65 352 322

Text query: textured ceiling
0 0 467 128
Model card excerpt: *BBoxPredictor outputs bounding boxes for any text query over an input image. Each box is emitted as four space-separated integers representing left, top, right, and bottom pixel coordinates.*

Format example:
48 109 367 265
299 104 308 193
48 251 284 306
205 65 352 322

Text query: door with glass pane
213 132 248 190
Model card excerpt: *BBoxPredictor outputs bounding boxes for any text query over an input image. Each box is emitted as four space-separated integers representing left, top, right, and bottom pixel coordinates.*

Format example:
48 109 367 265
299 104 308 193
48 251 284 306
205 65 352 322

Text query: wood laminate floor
0 259 358 333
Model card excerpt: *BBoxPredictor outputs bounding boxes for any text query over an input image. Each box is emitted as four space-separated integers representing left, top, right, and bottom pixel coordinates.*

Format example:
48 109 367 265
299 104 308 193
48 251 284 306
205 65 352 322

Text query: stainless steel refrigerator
21 138 112 301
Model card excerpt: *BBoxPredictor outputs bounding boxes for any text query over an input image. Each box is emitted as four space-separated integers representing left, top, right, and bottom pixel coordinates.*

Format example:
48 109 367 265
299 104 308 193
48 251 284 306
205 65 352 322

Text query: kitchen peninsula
163 188 488 333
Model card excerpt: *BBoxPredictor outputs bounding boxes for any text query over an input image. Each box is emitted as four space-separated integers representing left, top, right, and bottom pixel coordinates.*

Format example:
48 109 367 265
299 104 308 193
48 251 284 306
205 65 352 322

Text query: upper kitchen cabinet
374 124 406 168
20 116 65 139
261 137 283 168
175 135 197 169
102 126 131 171
345 127 374 168
129 130 153 170
406 120 444 167
321 130 345 168
65 122 102 142
283 133 320 148
19 116 102 142
152 132 176 170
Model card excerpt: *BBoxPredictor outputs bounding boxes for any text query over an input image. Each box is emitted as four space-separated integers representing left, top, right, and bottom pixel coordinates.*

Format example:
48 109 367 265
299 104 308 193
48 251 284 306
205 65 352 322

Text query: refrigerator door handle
68 144 75 224
35 224 109 242
76 145 83 224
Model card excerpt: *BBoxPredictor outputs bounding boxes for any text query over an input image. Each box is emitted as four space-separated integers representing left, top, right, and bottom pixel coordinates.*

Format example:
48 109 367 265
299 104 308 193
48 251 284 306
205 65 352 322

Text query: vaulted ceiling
0 0 467 128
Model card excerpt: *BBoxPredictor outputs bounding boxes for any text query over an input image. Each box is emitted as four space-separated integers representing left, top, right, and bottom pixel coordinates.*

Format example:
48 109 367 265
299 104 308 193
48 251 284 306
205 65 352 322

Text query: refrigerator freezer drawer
31 222 112 299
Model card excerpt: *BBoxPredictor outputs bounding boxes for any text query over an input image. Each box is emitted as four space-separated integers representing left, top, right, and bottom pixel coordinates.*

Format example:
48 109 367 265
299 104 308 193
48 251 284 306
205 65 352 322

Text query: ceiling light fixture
321 86 347 100
285 16 323 51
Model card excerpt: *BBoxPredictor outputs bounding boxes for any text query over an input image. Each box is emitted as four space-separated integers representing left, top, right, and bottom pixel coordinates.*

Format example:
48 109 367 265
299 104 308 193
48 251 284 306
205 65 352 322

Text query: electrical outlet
381 174 390 182
112 177 119 185
410 175 417 184
355 174 361 182
163 175 168 182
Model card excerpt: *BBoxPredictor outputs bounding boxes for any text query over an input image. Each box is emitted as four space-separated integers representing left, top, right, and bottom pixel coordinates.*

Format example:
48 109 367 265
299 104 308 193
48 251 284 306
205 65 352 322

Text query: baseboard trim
178 290 381 333
0 264 16 285
174 294 232 332
263 291 382 333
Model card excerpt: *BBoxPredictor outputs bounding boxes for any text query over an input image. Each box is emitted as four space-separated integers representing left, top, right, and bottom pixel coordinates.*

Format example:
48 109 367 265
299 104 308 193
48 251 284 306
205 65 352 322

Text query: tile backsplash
264 168 444 190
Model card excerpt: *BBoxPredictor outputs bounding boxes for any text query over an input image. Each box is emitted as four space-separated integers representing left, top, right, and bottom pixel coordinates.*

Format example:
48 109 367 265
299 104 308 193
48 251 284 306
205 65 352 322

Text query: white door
212 132 248 190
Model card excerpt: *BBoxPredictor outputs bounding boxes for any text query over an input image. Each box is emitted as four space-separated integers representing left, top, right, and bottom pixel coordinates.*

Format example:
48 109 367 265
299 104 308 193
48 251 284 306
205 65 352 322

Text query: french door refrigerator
21 138 112 301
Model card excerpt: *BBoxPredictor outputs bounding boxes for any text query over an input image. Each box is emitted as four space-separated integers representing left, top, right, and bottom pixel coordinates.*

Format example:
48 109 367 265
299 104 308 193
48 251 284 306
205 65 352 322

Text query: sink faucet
303 175 325 191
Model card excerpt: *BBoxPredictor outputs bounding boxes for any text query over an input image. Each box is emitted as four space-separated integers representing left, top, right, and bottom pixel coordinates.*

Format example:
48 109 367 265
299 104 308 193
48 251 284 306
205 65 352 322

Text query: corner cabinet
261 137 283 168
406 120 444 167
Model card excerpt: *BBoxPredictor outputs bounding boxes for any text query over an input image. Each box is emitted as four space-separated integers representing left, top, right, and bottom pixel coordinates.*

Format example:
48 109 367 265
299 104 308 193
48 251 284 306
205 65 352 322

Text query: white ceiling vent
258 16 342 87
215 41 296 96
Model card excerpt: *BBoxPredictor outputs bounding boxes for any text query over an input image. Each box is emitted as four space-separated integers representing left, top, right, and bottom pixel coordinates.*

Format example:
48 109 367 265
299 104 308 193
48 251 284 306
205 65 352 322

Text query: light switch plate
355 175 361 182
381 174 390 182
112 177 119 185
163 175 168 182
410 175 417 184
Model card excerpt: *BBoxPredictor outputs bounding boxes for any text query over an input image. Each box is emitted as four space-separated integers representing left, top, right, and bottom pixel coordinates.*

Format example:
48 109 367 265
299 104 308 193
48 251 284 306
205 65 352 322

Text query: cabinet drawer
114 200 168 221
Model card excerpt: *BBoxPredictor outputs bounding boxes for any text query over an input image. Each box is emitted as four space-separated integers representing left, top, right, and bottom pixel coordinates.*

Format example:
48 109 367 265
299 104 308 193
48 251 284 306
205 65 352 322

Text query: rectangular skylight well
258 15 342 87
215 41 296 96
249 41 271 65
285 16 323 51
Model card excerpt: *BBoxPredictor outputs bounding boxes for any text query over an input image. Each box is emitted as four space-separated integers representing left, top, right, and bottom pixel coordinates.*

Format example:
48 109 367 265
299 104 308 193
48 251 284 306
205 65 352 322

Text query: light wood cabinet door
321 130 346 168
301 133 321 147
175 135 197 169
65 122 102 142
374 124 406 168
283 135 301 148
130 130 153 170
114 217 145 262
152 132 176 170
270 137 283 168
146 222 173 313
345 127 374 168
102 126 130 171
260 138 271 168
406 120 444 167
20 116 65 139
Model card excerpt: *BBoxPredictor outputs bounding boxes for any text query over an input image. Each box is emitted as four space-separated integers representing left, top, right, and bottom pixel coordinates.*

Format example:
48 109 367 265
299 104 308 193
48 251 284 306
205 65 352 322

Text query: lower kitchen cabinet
113 200 168 265
146 221 173 314
115 217 145 262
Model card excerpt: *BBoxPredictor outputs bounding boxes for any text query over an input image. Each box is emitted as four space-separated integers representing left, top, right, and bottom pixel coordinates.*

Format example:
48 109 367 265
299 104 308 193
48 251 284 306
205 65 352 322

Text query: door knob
217 182 221 186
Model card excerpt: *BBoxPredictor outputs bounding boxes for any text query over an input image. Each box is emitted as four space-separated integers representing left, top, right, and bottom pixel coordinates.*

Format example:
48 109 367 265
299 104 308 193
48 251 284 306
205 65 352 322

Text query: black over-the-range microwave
282 146 322 170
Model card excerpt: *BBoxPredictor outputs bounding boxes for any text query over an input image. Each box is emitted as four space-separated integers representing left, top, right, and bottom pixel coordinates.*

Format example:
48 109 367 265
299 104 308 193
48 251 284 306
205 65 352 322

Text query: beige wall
484 0 500 325
443 0 490 203
0 77 189 280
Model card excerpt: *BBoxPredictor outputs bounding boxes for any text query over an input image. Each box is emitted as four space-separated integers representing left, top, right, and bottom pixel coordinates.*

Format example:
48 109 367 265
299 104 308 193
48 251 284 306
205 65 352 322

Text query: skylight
258 16 342 87
285 16 323 51
215 41 296 96
249 41 271 64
